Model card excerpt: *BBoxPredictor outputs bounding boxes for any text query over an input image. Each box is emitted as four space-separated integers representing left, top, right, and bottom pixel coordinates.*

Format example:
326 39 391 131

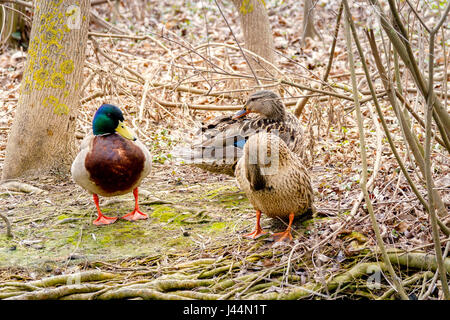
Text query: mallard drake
71 104 152 226
235 131 313 242
174 90 305 176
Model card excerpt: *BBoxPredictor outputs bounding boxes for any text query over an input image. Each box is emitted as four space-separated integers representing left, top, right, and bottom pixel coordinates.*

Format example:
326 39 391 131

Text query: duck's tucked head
92 104 136 141
233 91 286 121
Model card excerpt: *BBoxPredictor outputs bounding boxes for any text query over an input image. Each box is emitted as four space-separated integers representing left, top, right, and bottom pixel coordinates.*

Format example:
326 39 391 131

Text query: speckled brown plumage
175 90 305 176
235 131 313 241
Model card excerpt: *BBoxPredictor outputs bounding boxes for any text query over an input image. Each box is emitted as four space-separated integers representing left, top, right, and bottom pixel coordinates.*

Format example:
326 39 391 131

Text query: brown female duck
235 131 313 242
175 90 305 176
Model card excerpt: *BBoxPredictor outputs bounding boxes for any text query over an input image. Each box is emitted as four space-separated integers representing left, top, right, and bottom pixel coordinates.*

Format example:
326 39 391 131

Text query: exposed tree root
95 288 186 300
3 249 446 300
0 271 119 289
5 284 107 300
246 262 386 300
387 251 450 273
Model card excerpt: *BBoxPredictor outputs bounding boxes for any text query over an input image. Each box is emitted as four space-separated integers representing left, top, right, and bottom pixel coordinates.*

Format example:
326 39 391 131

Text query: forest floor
0 0 449 300
1 162 445 300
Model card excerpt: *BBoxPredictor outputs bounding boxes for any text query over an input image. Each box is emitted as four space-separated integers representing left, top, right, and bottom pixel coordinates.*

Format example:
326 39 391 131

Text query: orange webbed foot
243 210 267 240
120 209 148 221
244 229 267 239
269 212 295 242
269 230 293 242
120 187 148 222
93 215 118 226
92 194 118 226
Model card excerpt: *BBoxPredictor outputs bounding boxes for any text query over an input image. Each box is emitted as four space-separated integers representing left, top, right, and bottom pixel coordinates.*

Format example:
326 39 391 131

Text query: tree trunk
301 0 320 45
1 0 90 180
231 0 276 80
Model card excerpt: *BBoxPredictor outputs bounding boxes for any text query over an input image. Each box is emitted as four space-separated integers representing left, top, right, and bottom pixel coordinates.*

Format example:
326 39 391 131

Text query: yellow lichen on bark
2 0 89 180
21 0 76 115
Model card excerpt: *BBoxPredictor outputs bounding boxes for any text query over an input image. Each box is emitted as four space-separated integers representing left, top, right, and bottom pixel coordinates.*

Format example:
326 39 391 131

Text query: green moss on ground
0 180 253 271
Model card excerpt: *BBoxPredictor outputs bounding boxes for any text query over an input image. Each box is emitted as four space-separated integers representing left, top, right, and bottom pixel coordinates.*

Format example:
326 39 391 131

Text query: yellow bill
115 121 137 141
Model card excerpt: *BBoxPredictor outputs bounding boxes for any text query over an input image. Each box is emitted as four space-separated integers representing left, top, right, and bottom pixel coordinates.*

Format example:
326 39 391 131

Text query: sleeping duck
71 104 152 226
235 131 313 242
174 90 305 176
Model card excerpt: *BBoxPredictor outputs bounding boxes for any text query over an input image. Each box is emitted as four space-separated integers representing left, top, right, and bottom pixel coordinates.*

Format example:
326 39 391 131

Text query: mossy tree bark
2 0 90 180
230 0 276 80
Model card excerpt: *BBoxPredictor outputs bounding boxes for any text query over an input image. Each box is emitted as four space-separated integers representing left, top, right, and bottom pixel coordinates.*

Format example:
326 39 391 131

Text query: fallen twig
0 181 47 195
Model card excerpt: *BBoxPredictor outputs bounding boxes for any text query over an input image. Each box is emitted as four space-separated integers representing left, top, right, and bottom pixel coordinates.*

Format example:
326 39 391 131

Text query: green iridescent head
92 104 136 140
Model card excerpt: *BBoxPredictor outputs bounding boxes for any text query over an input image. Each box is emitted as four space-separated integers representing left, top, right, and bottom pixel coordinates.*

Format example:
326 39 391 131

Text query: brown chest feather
85 134 145 193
